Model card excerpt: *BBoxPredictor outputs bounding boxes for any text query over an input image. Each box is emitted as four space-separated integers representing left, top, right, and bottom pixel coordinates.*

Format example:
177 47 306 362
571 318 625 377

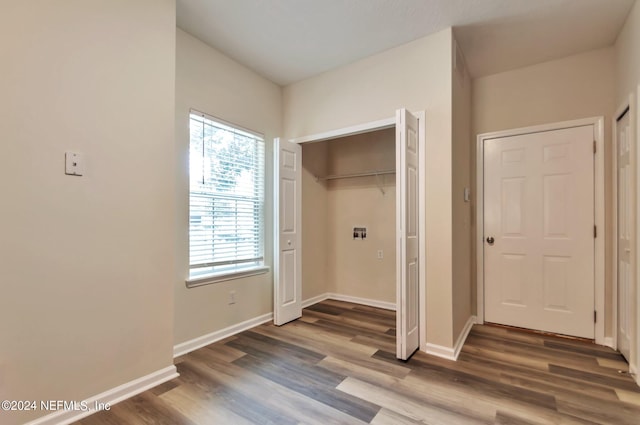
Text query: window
188 111 267 285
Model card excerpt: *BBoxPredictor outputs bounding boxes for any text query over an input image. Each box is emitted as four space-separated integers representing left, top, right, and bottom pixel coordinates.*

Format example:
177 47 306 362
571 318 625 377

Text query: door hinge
593 140 596 154
594 225 597 238
594 310 597 323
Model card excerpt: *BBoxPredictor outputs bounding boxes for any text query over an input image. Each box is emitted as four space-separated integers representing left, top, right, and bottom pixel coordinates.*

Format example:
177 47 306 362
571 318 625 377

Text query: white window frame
186 110 268 288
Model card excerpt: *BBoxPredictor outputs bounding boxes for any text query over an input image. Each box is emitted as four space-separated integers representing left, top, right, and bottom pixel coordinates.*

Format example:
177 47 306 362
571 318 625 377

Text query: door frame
475 117 606 346
637 84 640 385
288 112 427 351
612 93 636 353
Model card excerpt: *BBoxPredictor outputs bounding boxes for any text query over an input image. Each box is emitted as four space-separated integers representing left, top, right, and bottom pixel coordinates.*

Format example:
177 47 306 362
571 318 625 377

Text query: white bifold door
483 125 595 338
396 108 420 360
273 138 302 326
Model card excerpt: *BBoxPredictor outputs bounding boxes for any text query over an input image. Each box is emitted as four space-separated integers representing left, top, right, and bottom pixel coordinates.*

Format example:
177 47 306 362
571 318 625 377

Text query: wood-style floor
77 300 640 424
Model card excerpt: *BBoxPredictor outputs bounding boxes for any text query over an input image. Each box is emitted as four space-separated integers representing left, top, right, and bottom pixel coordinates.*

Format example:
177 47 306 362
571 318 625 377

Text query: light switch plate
65 151 84 176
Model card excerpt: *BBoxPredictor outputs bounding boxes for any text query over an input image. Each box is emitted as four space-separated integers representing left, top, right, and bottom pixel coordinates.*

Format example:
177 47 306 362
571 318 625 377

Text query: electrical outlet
377 249 383 259
229 290 236 305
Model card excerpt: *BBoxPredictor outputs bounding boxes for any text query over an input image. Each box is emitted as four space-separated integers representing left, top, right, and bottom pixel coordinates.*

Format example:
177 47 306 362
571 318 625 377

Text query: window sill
186 266 270 288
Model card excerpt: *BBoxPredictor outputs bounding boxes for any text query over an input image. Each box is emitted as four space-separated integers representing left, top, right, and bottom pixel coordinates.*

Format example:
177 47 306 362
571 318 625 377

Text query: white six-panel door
396 108 420 360
616 109 633 361
274 138 302 326
484 125 595 338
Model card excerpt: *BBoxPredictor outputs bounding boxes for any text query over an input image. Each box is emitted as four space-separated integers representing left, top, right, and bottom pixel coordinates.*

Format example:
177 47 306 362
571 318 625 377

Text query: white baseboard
453 315 477 359
326 293 396 311
630 363 638 383
173 312 273 358
174 293 394 359
603 337 614 349
302 292 396 311
25 365 178 425
425 343 456 360
630 364 640 387
302 293 330 308
425 315 476 361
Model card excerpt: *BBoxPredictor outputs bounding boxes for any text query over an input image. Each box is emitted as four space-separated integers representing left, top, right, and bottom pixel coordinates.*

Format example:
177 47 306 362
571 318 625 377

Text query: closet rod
316 169 395 181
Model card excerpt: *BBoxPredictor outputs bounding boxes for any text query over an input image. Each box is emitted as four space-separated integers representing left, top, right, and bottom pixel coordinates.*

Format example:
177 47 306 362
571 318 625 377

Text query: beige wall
285 28 459 349
0 2 176 424
452 37 473 338
326 130 396 303
302 142 329 300
174 29 282 345
473 47 616 135
616 0 640 104
327 184 396 302
615 0 640 375
472 47 616 336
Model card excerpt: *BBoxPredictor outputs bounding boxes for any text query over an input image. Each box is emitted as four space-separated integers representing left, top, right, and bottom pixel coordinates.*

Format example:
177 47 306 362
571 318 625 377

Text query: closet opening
301 127 397 313
274 109 425 360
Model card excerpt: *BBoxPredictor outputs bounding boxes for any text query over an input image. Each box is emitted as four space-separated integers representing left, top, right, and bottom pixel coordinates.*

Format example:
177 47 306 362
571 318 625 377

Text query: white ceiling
176 0 635 86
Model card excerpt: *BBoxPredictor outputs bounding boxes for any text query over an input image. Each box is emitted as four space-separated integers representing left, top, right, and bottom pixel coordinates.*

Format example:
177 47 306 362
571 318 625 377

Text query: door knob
287 240 292 246
486 236 495 245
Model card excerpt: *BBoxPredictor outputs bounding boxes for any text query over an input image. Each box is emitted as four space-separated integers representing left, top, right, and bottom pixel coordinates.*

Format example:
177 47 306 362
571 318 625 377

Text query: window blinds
189 112 265 278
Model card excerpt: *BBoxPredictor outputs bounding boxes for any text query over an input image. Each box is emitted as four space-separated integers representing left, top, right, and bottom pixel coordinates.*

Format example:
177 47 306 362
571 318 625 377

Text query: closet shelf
315 169 395 181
